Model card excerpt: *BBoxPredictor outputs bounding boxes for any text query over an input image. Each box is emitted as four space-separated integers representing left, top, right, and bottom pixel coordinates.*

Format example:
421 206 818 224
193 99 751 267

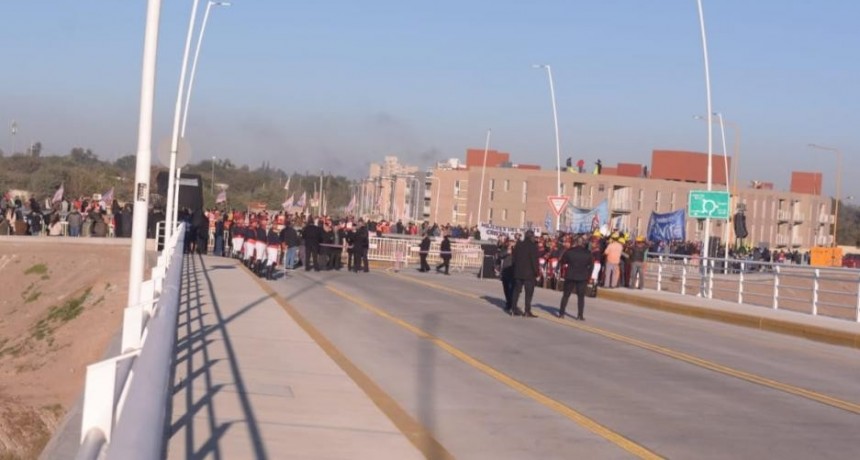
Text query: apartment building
423 150 833 249
357 156 423 221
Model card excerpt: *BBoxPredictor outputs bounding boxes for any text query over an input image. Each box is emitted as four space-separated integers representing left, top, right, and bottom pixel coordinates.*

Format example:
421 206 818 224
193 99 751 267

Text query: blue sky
1 1 857 199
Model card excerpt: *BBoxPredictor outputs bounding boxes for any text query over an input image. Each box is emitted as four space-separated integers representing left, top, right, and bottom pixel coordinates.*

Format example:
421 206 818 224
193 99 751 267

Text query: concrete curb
600 289 860 350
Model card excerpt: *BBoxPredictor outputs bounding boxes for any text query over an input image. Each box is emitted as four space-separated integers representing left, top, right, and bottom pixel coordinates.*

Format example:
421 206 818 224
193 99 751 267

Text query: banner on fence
477 222 542 241
647 209 686 242
564 199 609 234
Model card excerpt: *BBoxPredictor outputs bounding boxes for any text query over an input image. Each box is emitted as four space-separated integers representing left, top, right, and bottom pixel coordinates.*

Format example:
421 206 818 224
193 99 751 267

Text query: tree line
0 147 355 214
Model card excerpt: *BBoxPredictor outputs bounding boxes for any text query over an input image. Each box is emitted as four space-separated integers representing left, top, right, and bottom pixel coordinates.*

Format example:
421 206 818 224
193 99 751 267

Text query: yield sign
547 195 569 216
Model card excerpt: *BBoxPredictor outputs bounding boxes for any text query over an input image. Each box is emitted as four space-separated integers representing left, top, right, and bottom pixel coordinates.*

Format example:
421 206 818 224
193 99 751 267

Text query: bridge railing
368 235 485 271
646 253 860 322
75 225 185 460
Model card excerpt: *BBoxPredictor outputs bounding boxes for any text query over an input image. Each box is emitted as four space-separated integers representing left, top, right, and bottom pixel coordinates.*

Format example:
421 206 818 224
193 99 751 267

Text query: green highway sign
688 190 730 219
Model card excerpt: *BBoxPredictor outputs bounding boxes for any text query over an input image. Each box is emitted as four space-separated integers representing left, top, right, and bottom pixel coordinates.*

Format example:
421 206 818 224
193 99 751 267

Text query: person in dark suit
353 221 370 272
436 234 452 275
418 232 432 272
559 236 594 320
302 217 322 271
497 237 516 312
510 230 540 317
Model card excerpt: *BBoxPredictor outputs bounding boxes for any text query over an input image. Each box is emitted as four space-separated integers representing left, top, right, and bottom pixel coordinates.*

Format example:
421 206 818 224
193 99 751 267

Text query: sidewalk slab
167 255 422 460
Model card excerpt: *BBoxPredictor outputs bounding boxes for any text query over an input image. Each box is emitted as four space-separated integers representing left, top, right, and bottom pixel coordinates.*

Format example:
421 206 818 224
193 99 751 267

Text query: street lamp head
212 1 231 6
532 64 548 69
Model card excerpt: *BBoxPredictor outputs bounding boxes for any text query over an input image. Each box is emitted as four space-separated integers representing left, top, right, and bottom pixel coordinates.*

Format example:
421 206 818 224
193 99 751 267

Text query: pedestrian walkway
167 254 423 459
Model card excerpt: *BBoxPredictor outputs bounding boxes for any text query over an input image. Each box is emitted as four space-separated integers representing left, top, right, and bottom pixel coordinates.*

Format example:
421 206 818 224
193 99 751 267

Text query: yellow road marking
389 272 860 416
325 284 663 460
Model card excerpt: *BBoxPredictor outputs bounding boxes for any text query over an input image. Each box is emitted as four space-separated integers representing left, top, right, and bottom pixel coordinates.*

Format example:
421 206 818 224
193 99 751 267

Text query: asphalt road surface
267 265 860 459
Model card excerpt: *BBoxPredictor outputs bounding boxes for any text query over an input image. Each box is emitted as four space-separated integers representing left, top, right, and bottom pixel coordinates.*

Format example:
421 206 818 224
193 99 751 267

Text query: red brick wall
616 163 643 177
651 150 729 185
466 149 510 168
790 171 823 195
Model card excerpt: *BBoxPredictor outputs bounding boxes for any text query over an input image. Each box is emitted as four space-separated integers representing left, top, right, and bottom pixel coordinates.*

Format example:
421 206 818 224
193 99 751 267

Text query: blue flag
647 209 686 242
545 212 553 232
565 199 609 234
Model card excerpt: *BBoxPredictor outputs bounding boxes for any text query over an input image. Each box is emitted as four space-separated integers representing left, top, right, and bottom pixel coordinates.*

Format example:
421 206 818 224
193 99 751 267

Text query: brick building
422 150 834 249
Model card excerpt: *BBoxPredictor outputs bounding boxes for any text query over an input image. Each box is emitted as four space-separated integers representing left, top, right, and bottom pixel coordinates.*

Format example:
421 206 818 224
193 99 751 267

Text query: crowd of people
0 194 152 238
493 230 651 321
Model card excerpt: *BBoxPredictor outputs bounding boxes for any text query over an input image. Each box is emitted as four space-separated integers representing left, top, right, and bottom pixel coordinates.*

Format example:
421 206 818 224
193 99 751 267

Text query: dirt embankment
0 241 130 459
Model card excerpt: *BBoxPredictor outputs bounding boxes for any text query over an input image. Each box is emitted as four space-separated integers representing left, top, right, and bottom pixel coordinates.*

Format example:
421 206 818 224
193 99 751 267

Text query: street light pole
808 144 842 256
165 0 202 240
476 129 492 226
9 121 16 157
696 0 715 293
181 1 231 137
211 156 216 195
532 64 563 231
127 0 163 311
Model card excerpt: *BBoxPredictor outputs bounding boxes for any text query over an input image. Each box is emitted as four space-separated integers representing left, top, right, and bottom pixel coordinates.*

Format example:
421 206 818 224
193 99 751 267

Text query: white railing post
773 265 780 310
707 259 714 299
681 259 687 296
80 360 118 444
656 256 663 291
738 262 744 304
812 269 820 316
856 272 860 322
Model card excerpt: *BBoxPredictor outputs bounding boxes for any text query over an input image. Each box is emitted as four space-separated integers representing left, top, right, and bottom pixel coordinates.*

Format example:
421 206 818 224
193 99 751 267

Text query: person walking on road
510 230 540 317
497 237 515 311
418 232 432 272
559 236 594 320
436 234 451 275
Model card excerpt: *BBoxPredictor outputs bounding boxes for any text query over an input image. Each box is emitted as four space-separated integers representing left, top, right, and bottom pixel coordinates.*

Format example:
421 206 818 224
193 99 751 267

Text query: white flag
100 187 114 206
52 183 64 204
284 177 291 191
215 189 227 204
296 192 306 207
345 193 356 214
282 193 294 209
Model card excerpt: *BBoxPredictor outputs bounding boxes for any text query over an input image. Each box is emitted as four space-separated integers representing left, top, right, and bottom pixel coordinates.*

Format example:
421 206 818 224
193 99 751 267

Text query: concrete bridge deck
166 253 860 459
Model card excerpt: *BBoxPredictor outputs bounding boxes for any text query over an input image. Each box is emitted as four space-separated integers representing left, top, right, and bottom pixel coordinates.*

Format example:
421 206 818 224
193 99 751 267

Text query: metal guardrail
75 225 185 460
646 253 860 322
368 236 485 272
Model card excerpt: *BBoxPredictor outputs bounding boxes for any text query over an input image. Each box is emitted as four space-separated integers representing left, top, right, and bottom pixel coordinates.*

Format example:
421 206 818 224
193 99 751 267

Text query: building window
655 191 662 211
560 183 565 195
520 210 526 226
489 179 495 191
522 181 528 203
454 180 461 197
488 208 493 221
670 192 676 209
637 189 644 211
502 208 508 220
504 179 510 191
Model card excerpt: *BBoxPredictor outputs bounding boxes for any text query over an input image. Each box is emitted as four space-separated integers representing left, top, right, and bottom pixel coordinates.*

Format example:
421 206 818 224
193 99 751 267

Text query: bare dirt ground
0 240 130 459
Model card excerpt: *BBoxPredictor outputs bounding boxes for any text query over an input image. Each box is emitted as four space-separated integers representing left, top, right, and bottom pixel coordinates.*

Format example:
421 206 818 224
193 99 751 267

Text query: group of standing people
497 231 594 320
